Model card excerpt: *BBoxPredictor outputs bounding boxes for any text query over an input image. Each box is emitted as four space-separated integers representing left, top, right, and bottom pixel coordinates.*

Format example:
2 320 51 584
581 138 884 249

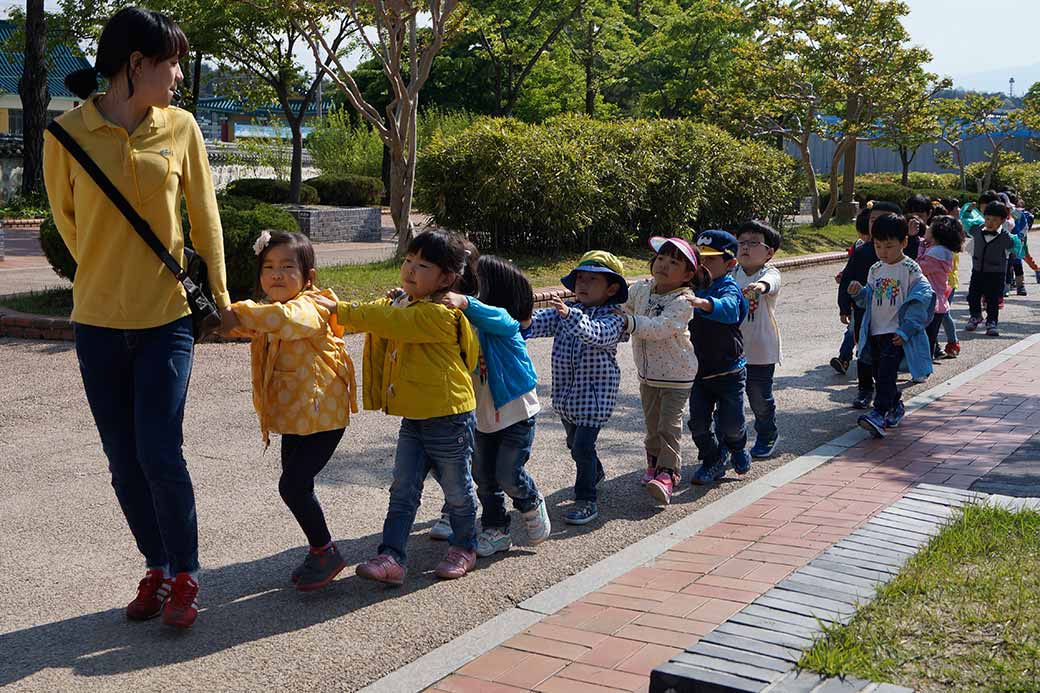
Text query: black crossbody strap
46 121 187 281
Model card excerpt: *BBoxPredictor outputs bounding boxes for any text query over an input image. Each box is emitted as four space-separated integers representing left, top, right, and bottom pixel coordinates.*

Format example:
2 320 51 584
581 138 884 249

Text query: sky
22 0 1040 95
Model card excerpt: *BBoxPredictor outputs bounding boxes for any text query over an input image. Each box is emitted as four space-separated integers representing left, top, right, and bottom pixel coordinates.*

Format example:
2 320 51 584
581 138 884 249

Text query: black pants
926 311 945 357
967 270 1004 324
869 333 904 415
852 306 874 396
280 428 345 548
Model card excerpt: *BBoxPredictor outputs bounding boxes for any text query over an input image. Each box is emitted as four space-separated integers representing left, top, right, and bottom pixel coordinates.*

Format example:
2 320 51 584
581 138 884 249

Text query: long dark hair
406 231 479 296
254 231 316 300
64 7 189 100
477 255 534 322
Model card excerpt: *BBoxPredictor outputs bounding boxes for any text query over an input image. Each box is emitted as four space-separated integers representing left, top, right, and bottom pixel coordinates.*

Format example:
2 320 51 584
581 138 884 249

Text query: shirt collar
82 95 167 134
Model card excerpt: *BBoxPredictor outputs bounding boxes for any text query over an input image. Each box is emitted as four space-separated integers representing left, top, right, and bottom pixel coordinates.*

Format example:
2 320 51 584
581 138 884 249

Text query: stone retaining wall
284 205 382 243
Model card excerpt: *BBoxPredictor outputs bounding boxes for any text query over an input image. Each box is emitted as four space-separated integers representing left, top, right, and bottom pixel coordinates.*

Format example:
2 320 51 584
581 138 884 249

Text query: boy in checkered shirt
523 251 629 527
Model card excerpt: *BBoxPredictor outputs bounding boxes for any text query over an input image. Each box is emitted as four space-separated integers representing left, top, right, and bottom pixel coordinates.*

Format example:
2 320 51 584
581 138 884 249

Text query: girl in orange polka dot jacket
220 231 358 593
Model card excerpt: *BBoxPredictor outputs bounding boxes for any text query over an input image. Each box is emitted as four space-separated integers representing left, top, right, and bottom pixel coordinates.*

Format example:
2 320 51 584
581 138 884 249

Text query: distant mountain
951 62 1040 96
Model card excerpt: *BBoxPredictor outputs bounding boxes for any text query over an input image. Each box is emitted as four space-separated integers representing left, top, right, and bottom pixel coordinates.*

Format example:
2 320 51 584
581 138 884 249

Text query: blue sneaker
858 410 886 438
691 461 726 485
884 401 906 428
564 501 598 526
750 436 778 459
731 449 752 475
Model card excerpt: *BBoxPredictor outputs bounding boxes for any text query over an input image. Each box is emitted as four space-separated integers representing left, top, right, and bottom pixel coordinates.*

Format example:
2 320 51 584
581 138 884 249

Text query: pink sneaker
356 554 405 586
640 465 657 485
434 547 477 580
646 470 678 505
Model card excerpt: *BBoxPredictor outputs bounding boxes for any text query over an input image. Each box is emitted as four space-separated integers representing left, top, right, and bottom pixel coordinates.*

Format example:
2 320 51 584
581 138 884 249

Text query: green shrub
306 110 384 179
39 199 299 300
304 174 382 206
1 192 50 219
39 216 76 281
416 115 800 253
226 178 319 205
906 172 959 190
995 163 1040 213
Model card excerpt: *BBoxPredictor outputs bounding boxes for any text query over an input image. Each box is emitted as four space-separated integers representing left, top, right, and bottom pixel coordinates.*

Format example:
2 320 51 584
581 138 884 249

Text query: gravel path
2 259 1038 692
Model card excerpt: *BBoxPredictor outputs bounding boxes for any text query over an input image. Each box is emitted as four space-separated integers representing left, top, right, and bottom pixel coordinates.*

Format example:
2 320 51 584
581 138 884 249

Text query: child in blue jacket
440 255 550 557
523 251 629 526
848 214 935 438
685 230 750 485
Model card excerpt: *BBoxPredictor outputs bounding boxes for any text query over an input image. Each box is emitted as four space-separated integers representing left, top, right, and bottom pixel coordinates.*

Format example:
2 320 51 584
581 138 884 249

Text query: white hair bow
253 230 272 256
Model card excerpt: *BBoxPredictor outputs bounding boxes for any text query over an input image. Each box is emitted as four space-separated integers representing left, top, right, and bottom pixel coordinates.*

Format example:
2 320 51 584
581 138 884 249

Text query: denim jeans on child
561 419 603 503
838 321 855 362
74 316 199 575
745 364 777 442
941 291 957 344
688 368 747 465
280 427 345 548
380 412 478 563
869 333 904 414
852 306 875 397
473 417 540 531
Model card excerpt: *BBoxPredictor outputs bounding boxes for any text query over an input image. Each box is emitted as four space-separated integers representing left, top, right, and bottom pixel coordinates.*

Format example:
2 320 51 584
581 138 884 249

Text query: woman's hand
439 291 469 310
549 296 570 318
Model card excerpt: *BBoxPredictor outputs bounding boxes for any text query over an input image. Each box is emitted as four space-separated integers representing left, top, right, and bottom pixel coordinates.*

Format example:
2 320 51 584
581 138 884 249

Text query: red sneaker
126 569 171 621
434 547 476 580
356 554 405 586
646 470 678 505
161 573 199 629
944 341 960 358
640 465 657 485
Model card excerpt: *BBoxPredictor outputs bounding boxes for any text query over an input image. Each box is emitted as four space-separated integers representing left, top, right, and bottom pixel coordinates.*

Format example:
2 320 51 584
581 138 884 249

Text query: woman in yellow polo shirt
42 7 228 630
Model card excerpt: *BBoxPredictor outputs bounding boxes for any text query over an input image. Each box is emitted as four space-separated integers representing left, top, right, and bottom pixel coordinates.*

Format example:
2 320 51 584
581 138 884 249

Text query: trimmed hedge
304 174 382 206
39 198 299 301
819 183 974 211
991 163 1040 213
416 115 800 253
226 178 320 205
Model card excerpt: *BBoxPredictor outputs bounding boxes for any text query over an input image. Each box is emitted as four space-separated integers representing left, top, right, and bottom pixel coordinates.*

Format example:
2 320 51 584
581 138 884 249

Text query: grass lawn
1 224 856 316
800 504 1040 691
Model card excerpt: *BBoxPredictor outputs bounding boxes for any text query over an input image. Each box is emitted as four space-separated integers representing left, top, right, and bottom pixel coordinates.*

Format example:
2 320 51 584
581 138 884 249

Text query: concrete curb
0 251 848 341
361 330 1040 693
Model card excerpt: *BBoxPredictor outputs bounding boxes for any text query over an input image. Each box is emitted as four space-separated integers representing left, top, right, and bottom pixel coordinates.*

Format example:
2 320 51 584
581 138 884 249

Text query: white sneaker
476 527 512 557
521 499 551 545
429 513 452 541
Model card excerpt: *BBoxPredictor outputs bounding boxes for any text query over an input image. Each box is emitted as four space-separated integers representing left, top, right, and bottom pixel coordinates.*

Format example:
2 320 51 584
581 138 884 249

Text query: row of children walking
220 223 783 591
828 189 1033 439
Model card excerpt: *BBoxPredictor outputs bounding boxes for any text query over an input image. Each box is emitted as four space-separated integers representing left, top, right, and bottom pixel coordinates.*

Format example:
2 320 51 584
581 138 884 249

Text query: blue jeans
473 417 541 530
74 316 199 574
869 334 904 414
380 412 478 563
838 321 855 361
562 419 603 503
745 364 777 441
689 369 747 466
941 291 957 344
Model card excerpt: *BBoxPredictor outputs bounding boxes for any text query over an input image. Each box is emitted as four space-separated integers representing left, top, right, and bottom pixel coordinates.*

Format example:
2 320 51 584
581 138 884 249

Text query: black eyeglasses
737 240 766 249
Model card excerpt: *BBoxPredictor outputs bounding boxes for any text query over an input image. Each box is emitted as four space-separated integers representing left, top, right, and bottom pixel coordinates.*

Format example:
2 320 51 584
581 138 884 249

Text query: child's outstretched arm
561 306 627 349
336 299 459 343
442 293 519 336
522 305 563 340
625 295 693 341
229 294 328 340
691 284 745 324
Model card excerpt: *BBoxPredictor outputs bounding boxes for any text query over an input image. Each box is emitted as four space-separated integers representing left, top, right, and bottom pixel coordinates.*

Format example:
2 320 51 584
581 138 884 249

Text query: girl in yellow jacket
315 231 482 585
221 231 357 592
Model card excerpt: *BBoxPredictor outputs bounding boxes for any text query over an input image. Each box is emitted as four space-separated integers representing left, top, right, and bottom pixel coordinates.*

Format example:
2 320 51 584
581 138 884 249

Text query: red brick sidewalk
425 340 1040 693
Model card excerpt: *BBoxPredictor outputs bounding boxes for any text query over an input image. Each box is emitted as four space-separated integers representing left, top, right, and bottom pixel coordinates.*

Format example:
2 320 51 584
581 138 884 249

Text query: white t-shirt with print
734 265 782 365
473 354 541 433
867 258 924 336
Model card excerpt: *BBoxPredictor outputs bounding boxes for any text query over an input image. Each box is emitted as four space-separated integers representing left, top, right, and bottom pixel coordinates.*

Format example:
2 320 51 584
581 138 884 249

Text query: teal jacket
853 268 936 382
462 297 539 410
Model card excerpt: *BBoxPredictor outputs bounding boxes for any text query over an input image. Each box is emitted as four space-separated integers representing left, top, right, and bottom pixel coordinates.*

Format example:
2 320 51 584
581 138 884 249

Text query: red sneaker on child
161 572 199 629
126 568 171 621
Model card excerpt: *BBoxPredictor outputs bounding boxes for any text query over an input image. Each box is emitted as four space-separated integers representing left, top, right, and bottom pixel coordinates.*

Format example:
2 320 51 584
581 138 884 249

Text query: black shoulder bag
46 121 222 342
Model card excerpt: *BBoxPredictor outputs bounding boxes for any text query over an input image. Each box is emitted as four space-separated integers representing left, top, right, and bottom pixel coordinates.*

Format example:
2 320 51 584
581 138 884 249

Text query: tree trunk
835 137 857 223
381 143 391 204
188 50 204 115
899 146 910 187
20 0 48 197
818 139 853 227
795 144 822 227
288 118 303 204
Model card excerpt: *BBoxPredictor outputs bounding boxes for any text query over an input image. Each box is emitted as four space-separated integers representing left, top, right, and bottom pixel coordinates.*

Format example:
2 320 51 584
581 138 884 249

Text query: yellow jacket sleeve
232 295 327 340
181 116 230 309
42 132 77 261
337 299 460 343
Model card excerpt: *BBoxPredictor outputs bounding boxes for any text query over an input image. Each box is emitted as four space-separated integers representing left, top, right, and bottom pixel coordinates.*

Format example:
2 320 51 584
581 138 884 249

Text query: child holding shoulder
221 231 358 592
618 237 708 505
439 255 551 556
848 214 935 439
684 230 750 485
734 221 783 459
317 231 482 585
523 251 629 526
830 208 872 375
965 200 1014 337
918 215 964 360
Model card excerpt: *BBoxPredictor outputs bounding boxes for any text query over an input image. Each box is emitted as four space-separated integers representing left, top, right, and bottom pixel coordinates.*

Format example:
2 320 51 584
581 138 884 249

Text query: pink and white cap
649 236 699 269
